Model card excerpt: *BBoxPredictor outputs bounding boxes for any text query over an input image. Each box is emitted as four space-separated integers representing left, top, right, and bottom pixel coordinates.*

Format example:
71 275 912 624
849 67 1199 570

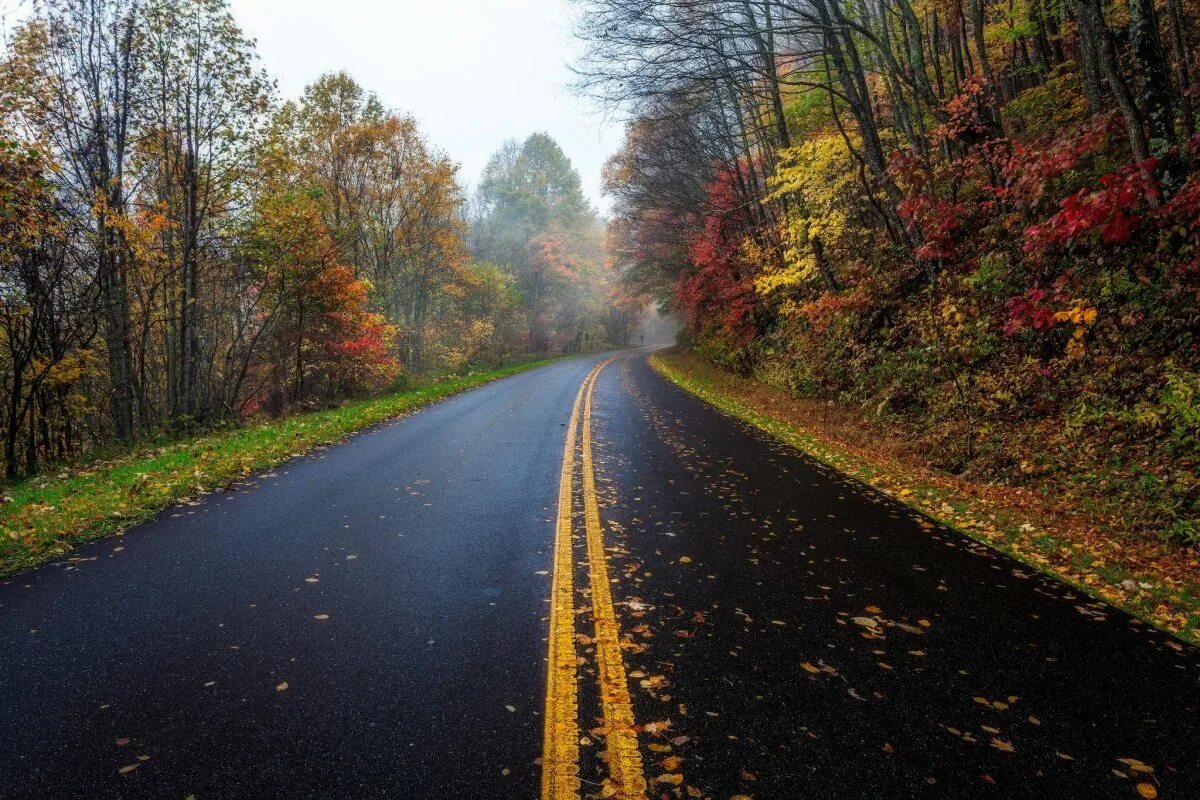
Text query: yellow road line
542 355 644 800
541 363 589 800
582 358 647 800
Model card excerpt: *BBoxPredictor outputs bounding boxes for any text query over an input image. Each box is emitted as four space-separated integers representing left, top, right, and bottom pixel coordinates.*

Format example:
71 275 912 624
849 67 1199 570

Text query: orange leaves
528 234 582 285
242 189 401 408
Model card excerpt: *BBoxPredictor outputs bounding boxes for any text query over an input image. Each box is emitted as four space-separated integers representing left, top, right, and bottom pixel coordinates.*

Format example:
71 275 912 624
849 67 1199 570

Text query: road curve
1 350 1198 799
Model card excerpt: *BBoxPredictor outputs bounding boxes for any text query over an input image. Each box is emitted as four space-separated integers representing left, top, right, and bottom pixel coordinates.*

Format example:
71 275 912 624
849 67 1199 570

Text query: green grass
650 350 1200 645
0 356 565 578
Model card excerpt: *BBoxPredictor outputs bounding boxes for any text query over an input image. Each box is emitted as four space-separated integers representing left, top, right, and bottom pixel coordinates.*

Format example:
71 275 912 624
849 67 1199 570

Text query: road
1 351 1197 799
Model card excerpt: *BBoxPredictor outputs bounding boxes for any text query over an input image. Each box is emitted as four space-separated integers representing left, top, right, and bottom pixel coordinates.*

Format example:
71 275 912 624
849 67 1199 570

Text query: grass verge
650 349 1200 646
0 356 565 578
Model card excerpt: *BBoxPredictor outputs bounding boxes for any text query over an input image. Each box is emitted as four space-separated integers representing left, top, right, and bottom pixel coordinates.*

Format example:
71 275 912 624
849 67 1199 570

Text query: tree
473 133 594 268
13 0 144 441
578 0 1200 510
472 133 605 353
138 0 272 425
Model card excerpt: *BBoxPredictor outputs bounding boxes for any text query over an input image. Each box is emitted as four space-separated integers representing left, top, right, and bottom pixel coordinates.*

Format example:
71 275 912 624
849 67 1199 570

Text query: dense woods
578 0 1200 542
0 0 626 479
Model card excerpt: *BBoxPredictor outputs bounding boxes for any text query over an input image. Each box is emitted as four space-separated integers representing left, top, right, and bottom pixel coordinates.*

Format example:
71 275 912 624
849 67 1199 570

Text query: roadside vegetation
577 2 1199 579
0 357 561 578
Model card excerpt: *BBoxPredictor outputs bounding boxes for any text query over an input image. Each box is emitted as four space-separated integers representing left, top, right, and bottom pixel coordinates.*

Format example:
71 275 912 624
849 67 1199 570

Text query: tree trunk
101 219 135 443
1081 0 1152 162
1127 0 1176 155
1074 0 1106 111
1163 0 1194 142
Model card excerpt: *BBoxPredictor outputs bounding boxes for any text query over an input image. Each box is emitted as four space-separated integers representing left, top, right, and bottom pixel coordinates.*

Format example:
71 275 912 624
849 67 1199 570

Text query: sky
229 0 624 211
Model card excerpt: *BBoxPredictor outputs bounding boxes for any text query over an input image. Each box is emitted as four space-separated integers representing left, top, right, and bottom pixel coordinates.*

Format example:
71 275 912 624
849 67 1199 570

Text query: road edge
0 355 576 579
648 350 1200 647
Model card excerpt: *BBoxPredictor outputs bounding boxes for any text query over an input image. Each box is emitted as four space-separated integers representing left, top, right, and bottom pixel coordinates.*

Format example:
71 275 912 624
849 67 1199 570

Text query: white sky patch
231 0 623 211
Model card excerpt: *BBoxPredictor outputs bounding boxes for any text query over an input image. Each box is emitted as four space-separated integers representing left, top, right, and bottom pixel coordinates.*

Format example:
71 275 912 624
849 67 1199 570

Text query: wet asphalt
1 351 1198 799
0 354 611 799
587 354 1200 799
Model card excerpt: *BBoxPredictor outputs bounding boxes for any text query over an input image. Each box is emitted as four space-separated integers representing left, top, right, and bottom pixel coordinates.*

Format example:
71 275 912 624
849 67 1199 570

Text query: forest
0 0 633 481
578 0 1200 543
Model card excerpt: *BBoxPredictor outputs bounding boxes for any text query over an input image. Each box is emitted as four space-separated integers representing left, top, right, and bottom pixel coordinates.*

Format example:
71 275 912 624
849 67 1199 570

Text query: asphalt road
1 351 1197 799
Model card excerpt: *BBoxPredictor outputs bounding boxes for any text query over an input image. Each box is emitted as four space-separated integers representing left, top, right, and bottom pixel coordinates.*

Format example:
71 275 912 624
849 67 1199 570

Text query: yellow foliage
1055 301 1098 361
757 132 857 306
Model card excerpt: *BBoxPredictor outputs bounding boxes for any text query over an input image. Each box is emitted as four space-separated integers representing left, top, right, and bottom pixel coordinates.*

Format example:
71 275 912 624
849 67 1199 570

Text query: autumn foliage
676 169 760 342
0 3 626 480
592 0 1200 543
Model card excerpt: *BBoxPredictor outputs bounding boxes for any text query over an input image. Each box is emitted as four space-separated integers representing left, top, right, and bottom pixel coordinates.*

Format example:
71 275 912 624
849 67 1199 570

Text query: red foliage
1002 287 1066 335
676 167 759 340
889 149 972 262
528 234 580 283
311 266 400 392
931 75 994 145
795 289 873 333
1025 159 1160 251
991 118 1114 210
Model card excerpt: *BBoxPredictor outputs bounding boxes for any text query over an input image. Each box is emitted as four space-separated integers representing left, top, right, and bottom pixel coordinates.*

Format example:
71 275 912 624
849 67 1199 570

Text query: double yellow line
542 355 647 800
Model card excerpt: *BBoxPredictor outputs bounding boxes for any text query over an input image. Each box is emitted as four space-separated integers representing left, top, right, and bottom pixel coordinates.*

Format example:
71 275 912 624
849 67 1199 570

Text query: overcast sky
232 0 623 211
